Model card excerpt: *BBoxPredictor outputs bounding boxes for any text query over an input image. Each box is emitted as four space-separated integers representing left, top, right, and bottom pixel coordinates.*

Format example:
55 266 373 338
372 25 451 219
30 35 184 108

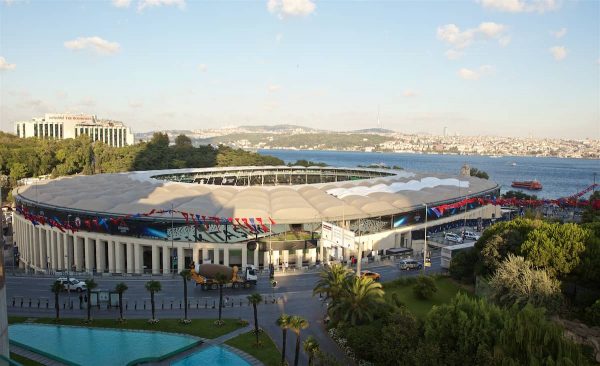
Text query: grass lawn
9 352 44 366
8 317 244 339
383 277 466 319
225 331 281 366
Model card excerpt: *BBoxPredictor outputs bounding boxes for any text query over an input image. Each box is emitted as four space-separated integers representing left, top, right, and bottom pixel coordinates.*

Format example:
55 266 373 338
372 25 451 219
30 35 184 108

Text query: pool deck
148 325 263 366
10 344 69 366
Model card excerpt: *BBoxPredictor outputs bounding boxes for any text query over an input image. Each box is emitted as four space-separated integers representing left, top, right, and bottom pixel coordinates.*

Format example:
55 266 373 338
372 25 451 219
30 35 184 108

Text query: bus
441 242 475 269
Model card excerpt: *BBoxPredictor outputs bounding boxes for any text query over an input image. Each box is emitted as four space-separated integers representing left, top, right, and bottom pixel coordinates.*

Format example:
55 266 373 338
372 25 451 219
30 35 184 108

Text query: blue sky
0 0 598 138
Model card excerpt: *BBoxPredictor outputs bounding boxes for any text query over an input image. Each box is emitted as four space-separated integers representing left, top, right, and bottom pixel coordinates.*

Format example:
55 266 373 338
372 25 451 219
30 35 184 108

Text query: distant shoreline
257 148 599 161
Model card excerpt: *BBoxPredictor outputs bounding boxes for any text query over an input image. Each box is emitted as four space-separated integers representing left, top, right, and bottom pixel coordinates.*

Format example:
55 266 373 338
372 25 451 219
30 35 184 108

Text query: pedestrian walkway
10 344 67 366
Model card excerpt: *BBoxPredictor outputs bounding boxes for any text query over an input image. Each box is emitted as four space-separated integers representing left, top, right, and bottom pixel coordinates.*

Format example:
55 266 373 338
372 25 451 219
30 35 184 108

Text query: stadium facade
12 166 501 275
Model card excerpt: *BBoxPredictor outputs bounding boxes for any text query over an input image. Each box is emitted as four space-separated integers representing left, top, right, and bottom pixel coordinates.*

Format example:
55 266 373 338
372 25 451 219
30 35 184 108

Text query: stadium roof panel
15 166 499 223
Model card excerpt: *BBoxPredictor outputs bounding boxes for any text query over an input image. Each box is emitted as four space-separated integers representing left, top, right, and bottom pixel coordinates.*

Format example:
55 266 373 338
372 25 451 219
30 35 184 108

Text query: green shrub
585 299 600 326
413 276 437 300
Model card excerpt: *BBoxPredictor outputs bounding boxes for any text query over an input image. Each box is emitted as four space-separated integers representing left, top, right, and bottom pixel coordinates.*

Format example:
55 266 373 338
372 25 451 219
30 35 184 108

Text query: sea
258 149 600 200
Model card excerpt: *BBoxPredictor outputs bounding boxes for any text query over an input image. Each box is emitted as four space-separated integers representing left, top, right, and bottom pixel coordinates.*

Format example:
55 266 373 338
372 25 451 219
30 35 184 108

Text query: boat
511 180 543 190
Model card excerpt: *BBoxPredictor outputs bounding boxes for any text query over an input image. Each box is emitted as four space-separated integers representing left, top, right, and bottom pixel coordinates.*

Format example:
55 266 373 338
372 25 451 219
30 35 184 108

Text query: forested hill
0 132 283 201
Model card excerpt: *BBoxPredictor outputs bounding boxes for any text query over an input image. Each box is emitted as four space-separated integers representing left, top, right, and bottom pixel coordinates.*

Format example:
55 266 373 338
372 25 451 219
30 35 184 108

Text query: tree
84 278 97 322
470 167 489 180
9 162 28 182
247 293 263 345
289 315 309 366
174 134 192 148
276 314 291 366
51 280 64 322
378 308 421 366
328 276 384 326
489 254 562 311
180 269 191 321
520 222 588 277
413 276 438 300
581 191 600 223
449 248 478 283
313 263 351 302
215 272 229 324
115 282 128 321
145 280 162 321
303 336 319 366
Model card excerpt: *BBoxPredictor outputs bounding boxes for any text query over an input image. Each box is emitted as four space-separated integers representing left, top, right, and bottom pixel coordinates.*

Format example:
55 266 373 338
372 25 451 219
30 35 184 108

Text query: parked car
360 270 381 281
463 231 481 240
397 259 423 270
445 232 464 243
56 277 87 292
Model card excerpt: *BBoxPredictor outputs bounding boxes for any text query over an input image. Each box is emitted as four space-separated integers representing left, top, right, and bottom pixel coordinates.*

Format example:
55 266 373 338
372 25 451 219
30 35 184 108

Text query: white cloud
197 64 208 72
550 27 567 39
549 46 567 61
112 0 131 7
64 36 120 55
445 49 463 60
0 56 16 70
78 97 96 107
129 101 144 108
268 84 281 92
478 0 560 13
402 90 418 98
438 22 509 58
276 33 284 43
138 0 186 11
268 0 315 18
458 65 495 80
2 0 24 5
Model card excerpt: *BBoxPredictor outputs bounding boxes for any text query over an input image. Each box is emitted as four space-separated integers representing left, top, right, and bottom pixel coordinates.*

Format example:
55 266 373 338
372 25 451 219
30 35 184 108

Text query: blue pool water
171 346 251 366
9 324 200 366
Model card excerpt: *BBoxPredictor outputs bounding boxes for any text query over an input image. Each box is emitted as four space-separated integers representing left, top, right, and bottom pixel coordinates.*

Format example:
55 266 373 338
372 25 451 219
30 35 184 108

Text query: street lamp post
423 203 428 275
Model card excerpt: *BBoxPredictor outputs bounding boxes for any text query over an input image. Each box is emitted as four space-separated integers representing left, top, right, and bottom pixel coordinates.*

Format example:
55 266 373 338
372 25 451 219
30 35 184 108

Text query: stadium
12 166 501 275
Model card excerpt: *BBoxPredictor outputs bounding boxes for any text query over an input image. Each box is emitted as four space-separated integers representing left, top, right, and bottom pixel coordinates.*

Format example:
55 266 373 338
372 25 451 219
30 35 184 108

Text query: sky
0 0 598 139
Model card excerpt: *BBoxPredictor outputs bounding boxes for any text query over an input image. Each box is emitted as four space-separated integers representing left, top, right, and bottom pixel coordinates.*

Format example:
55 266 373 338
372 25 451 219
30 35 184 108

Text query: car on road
463 231 481 240
56 277 87 292
360 270 381 281
445 232 464 243
397 259 423 270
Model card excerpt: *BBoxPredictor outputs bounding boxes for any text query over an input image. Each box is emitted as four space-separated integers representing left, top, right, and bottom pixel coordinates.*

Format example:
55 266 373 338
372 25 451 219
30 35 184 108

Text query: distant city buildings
14 113 135 147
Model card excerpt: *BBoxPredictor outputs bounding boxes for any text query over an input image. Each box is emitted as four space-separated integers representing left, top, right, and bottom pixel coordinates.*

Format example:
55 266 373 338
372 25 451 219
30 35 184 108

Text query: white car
463 231 481 240
56 277 87 292
444 232 464 244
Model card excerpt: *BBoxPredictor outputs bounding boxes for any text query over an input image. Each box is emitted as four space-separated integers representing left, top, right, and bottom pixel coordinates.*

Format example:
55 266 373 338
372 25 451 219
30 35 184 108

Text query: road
4 252 443 366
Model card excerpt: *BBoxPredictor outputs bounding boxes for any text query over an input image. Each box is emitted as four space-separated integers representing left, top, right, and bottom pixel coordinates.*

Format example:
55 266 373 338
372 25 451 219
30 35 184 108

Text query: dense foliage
0 131 283 201
469 167 489 180
502 190 538 200
412 275 438 300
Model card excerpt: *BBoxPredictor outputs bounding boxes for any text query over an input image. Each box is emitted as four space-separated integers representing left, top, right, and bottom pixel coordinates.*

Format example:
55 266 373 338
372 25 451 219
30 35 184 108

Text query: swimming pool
9 324 200 366
171 346 251 366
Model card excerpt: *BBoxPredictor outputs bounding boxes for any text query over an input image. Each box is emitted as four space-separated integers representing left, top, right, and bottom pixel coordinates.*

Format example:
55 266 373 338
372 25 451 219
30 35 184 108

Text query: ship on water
511 180 543 190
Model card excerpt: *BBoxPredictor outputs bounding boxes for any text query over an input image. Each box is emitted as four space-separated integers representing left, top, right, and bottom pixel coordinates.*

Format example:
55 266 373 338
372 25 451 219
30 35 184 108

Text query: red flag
269 217 276 225
181 212 189 225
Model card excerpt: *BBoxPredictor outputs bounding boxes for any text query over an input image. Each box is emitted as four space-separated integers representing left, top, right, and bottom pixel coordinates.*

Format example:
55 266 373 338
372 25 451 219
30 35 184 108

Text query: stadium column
253 248 259 268
74 236 83 271
115 242 123 273
95 240 105 273
309 248 317 265
177 246 184 273
36 227 43 269
57 232 65 270
241 246 247 268
263 252 270 267
50 231 57 271
64 232 71 272
84 237 93 273
126 243 134 274
272 250 280 268
295 249 303 269
108 240 115 273
213 247 220 265
162 245 170 275
192 245 199 265
134 243 142 274
282 250 289 268
44 230 50 271
151 245 160 275
223 247 230 267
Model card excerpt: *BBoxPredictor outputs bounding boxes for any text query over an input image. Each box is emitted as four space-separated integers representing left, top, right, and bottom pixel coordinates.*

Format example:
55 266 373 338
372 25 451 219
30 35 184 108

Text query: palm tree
329 276 384 326
276 314 291 366
313 263 351 302
215 272 229 324
180 269 191 321
51 281 64 322
303 336 320 366
115 282 128 321
289 315 309 366
247 293 263 345
145 280 162 321
84 278 97 322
